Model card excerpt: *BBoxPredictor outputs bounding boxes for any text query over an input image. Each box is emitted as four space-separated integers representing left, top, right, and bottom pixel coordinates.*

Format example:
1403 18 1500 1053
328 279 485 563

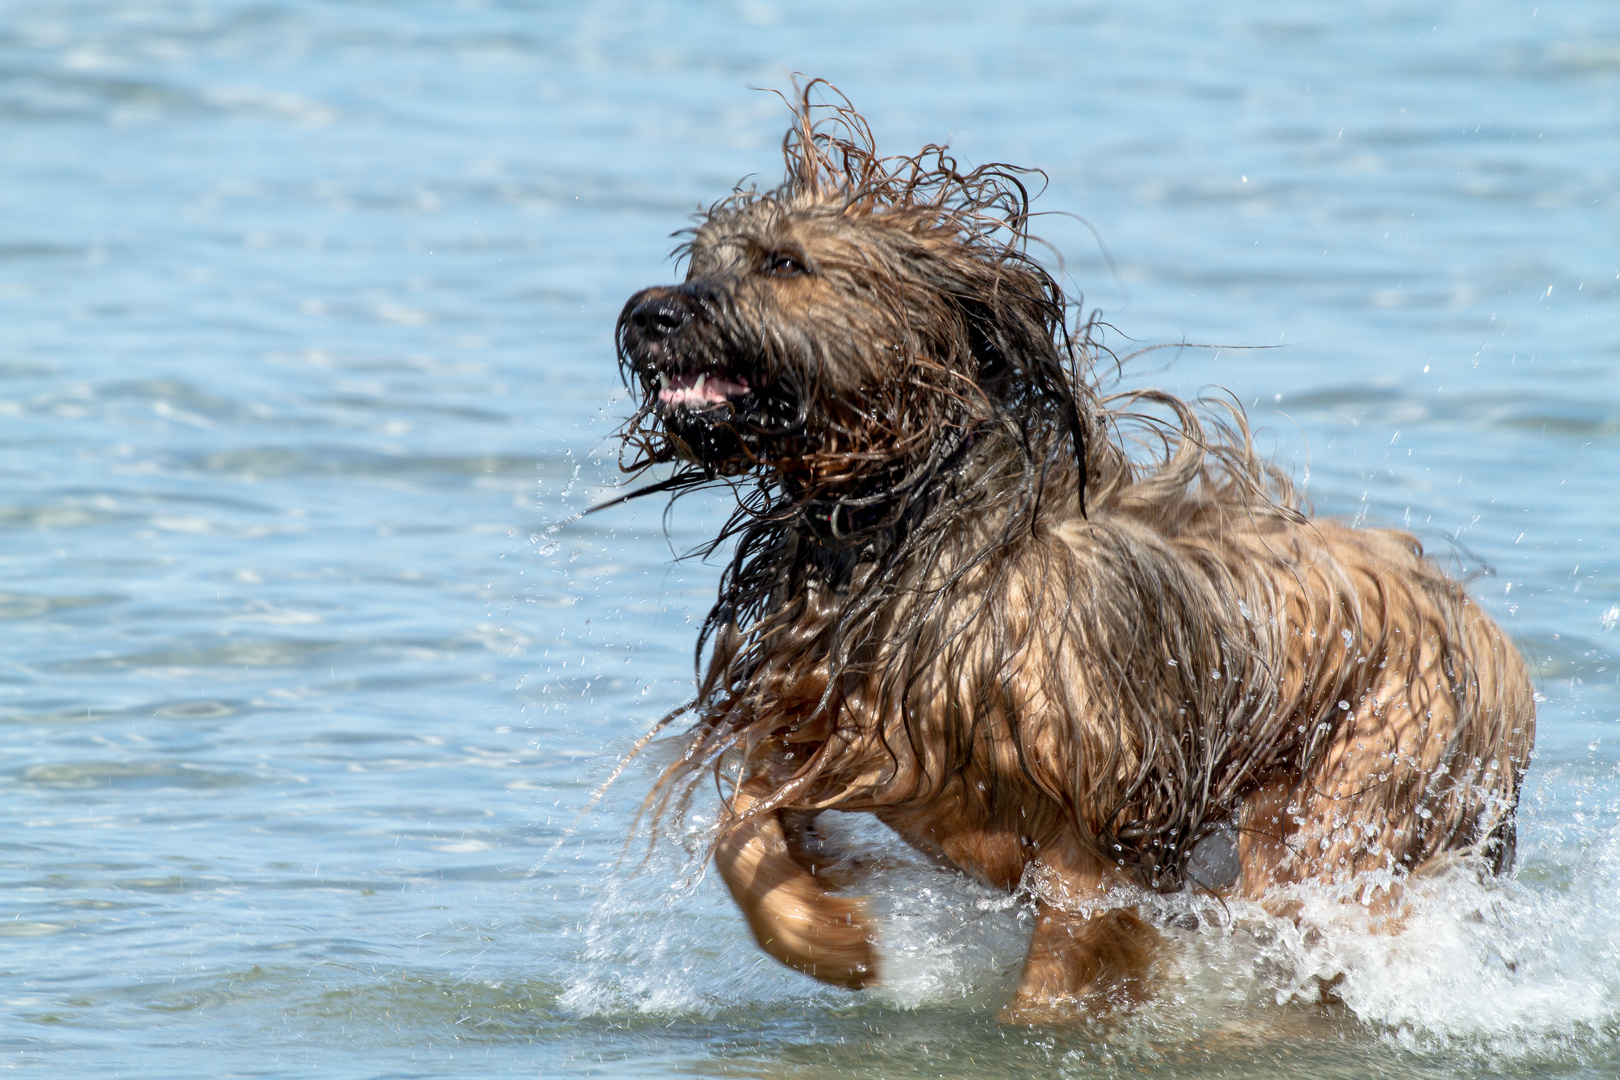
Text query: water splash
559 805 1620 1068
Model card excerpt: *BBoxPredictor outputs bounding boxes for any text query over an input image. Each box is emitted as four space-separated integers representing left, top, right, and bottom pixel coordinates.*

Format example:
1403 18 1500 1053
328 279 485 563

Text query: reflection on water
2 1 1617 1076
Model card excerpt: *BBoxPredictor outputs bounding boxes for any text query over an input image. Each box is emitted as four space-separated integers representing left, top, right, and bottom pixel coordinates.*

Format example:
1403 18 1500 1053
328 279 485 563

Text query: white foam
1279 837 1620 1054
560 804 1620 1058
863 862 1033 1011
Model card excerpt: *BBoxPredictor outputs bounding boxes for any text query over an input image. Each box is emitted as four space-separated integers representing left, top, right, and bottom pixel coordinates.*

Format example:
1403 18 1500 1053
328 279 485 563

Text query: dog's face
616 196 979 477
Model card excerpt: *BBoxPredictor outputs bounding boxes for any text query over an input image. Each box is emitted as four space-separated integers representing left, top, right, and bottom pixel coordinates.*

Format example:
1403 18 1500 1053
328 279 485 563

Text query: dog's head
616 83 1082 498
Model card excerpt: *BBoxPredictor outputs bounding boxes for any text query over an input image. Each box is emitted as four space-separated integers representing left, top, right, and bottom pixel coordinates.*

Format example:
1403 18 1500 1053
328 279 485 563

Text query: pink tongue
659 371 749 407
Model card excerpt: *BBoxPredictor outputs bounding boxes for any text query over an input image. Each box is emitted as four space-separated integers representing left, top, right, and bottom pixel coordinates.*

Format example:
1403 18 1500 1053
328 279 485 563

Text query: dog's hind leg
713 778 878 989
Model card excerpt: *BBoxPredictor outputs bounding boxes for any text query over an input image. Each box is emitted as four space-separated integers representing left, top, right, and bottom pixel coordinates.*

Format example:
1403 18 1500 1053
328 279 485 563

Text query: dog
611 82 1535 1020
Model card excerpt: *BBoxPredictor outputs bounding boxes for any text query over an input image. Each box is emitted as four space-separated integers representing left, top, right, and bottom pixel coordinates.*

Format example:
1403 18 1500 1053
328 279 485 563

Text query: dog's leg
1000 900 1160 1022
1000 847 1161 1022
713 779 878 989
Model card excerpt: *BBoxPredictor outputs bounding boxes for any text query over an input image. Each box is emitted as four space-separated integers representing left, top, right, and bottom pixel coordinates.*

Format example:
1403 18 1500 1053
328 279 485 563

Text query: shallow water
2 1 1617 1076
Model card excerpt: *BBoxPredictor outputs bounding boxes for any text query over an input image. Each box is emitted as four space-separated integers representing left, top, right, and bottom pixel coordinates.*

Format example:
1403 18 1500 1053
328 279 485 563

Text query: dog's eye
765 253 806 278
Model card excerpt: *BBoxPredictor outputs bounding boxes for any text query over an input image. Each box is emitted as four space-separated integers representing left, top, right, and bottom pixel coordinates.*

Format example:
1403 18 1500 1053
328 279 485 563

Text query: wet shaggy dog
613 84 1535 1020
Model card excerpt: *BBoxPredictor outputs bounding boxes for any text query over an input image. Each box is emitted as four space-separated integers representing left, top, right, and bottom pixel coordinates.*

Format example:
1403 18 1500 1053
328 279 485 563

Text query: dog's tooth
695 373 707 395
659 372 669 392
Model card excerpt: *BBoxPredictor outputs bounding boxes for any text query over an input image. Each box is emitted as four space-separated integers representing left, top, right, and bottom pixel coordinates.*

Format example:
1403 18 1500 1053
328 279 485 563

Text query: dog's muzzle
619 286 752 412
624 289 693 343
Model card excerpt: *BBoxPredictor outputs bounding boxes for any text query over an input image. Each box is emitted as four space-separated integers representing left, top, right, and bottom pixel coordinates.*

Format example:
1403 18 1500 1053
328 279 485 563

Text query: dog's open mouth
657 369 751 411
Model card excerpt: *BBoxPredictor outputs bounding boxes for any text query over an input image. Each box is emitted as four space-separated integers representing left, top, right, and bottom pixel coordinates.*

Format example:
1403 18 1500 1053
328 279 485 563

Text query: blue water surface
2 1 1618 1076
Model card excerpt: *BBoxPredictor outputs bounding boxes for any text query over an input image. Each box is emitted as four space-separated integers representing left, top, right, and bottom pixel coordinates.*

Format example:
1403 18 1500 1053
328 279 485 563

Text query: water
2 1 1617 1075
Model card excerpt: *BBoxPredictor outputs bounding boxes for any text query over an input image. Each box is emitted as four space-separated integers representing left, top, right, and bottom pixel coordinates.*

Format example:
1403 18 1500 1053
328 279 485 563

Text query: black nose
627 293 692 340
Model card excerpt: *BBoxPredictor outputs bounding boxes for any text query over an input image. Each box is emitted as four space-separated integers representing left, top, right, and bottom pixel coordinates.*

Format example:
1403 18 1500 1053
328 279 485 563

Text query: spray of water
559 795 1620 1065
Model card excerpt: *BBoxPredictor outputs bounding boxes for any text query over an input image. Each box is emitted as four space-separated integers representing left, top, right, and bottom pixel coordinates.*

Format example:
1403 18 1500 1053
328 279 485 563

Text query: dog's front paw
714 800 880 989
754 884 879 990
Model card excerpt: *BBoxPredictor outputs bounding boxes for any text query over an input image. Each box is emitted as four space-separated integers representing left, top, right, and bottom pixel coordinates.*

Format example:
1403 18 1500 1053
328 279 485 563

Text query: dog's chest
876 797 1038 891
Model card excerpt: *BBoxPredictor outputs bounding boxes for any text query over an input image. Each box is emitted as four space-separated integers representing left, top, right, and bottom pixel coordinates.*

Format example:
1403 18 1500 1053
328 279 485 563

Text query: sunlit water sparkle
2 1 1617 1076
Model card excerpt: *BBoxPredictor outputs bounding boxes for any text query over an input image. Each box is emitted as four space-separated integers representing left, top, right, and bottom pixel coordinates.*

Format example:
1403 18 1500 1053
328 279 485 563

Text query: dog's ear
951 291 1090 517
953 292 1061 405
955 296 1012 392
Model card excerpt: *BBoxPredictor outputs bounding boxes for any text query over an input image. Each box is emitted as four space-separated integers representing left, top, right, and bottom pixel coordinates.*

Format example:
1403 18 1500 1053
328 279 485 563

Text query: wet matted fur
611 82 1535 1018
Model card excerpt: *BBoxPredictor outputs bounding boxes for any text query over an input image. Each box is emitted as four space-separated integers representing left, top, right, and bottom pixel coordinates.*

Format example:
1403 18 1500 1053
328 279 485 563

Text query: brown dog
612 83 1535 1020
